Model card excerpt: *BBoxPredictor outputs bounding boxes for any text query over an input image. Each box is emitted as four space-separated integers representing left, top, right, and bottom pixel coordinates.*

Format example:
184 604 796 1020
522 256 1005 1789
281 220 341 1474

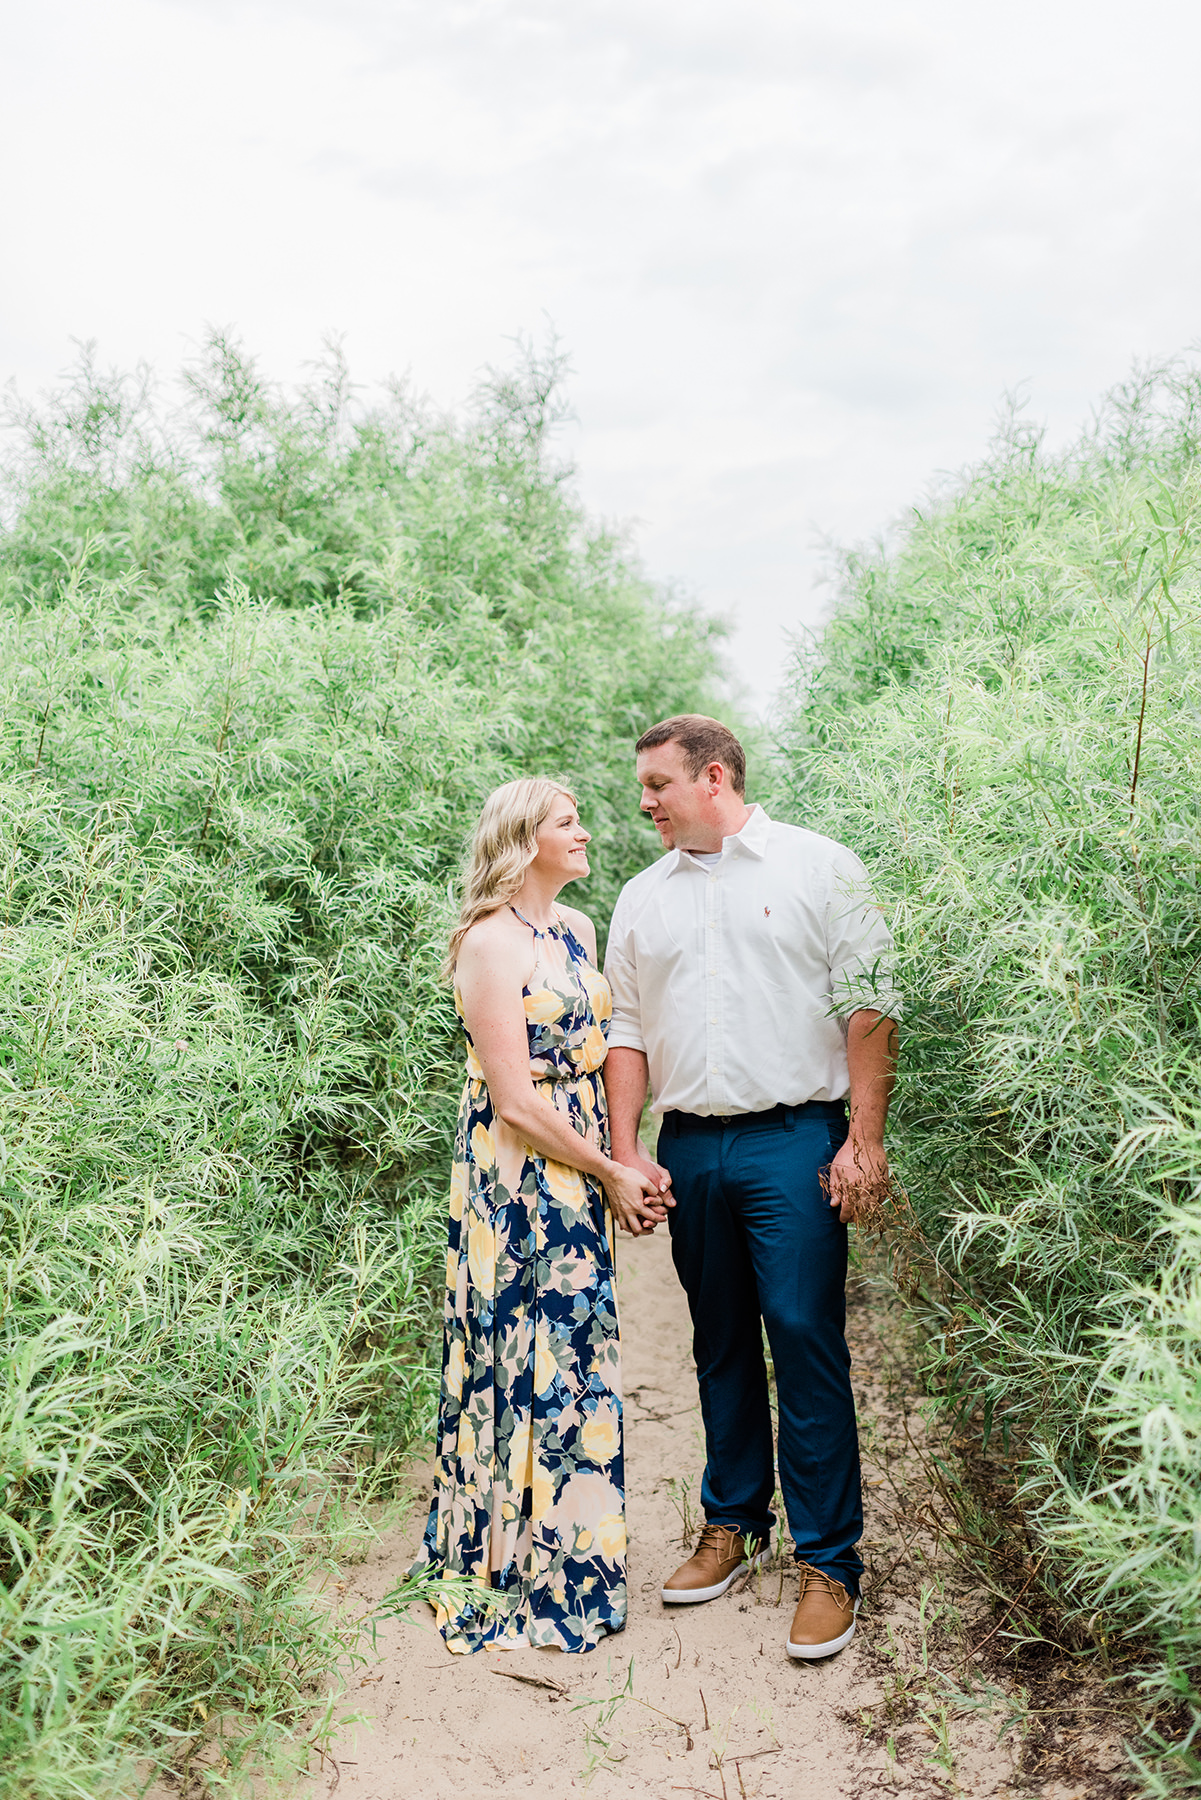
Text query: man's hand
825 1136 891 1226
829 1008 898 1225
607 1144 674 1235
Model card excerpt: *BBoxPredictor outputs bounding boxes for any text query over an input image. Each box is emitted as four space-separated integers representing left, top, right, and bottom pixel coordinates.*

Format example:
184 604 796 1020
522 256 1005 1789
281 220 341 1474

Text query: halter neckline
511 903 561 939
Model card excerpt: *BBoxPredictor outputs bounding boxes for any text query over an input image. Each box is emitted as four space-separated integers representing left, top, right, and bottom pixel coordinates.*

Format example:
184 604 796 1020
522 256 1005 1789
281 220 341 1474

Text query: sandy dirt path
149 1222 1135 1797
311 1229 951 1800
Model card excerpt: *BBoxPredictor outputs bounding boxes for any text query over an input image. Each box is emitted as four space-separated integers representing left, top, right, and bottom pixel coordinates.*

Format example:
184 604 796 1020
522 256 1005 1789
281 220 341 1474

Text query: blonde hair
446 777 577 977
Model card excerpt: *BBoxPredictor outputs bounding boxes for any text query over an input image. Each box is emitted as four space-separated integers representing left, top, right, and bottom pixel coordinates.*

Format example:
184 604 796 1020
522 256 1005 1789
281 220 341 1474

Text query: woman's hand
602 1161 671 1237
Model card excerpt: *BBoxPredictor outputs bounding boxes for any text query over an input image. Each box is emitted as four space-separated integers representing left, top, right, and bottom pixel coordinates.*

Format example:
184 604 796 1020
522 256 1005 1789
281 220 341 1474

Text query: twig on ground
630 1694 695 1751
490 1667 568 1695
864 1548 911 1597
309 1748 357 1791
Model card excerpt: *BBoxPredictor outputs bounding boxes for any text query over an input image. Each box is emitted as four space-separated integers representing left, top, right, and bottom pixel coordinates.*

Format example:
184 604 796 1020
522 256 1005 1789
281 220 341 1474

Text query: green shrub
775 364 1201 1790
0 337 723 1798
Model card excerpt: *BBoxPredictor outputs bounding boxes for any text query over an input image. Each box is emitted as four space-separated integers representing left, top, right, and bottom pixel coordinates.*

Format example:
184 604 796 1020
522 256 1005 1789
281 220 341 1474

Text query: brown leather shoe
661 1522 768 1605
786 1562 860 1658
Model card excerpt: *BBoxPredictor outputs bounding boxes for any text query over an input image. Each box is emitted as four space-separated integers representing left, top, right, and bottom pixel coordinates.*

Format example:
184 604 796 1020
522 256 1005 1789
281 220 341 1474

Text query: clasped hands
603 1147 674 1236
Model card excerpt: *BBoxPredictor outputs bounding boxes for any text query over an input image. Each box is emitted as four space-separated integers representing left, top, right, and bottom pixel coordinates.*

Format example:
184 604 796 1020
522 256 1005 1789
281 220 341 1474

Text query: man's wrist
845 1114 886 1147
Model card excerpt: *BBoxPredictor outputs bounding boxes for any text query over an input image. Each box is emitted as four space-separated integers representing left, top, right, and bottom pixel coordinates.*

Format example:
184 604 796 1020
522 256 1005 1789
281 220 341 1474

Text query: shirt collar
665 803 772 875
734 802 772 858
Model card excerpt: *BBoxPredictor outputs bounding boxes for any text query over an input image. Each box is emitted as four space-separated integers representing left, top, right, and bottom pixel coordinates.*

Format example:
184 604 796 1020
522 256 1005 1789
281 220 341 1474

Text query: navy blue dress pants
657 1102 863 1593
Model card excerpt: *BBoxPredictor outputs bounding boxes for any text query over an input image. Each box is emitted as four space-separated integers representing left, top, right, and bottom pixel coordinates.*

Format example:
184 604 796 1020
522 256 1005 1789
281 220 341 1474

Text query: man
603 715 898 1660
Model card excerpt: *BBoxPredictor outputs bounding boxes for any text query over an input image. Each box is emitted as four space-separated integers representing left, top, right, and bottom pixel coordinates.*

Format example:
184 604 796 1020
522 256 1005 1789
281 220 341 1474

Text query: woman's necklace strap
510 903 558 938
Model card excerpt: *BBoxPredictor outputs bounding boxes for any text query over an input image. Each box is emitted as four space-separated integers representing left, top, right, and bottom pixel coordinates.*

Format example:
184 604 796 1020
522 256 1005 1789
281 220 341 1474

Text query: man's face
636 740 713 851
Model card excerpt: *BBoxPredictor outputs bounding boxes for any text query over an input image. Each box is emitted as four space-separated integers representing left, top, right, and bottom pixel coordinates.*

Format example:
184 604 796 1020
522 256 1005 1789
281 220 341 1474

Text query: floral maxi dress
419 912 626 1653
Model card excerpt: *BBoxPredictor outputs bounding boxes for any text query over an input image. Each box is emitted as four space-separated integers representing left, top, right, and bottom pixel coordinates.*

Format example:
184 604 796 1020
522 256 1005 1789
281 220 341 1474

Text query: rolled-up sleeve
825 848 902 1020
603 895 647 1052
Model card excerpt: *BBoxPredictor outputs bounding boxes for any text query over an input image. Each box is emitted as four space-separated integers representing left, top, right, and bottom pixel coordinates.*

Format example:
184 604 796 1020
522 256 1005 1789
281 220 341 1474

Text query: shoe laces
795 1560 849 1607
696 1521 743 1557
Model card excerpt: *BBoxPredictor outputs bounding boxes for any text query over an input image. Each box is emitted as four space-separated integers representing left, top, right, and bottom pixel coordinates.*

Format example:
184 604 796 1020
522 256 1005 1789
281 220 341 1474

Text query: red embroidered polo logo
764 906 771 916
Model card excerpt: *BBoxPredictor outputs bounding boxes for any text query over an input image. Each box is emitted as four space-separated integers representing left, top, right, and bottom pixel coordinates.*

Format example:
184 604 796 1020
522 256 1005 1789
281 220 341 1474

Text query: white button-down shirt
604 805 898 1117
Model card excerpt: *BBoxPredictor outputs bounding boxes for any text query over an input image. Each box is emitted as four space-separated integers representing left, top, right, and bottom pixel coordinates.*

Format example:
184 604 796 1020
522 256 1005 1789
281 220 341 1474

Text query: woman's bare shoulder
460 914 536 986
457 907 518 950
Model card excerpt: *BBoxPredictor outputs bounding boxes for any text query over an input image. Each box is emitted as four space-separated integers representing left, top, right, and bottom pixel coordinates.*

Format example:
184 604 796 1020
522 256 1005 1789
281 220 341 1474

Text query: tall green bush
0 337 723 1798
776 364 1201 1789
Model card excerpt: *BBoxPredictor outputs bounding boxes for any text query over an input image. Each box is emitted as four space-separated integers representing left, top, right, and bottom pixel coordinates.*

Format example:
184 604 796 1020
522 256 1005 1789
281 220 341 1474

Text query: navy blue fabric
657 1103 863 1592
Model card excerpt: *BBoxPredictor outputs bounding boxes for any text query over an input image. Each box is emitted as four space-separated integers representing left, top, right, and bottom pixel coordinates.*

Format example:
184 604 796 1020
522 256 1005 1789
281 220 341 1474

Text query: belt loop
784 1106 795 1131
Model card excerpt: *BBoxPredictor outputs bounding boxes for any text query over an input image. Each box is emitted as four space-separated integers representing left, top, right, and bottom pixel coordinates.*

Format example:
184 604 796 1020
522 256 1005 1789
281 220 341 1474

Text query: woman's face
533 796 591 885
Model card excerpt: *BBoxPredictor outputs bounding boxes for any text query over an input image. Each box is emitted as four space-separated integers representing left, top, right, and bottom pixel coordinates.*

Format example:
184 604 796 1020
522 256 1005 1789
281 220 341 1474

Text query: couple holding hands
418 716 898 1662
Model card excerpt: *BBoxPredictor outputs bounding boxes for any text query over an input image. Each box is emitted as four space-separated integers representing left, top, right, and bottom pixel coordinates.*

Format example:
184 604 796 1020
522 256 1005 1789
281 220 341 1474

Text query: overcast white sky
5 0 1201 706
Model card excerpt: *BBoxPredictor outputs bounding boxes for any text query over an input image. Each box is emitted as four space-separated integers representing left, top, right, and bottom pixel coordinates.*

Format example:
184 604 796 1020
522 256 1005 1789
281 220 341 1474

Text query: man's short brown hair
635 715 747 796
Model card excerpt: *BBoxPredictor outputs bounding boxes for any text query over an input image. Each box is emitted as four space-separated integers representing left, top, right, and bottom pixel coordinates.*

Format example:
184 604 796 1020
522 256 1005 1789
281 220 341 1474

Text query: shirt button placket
705 872 721 1112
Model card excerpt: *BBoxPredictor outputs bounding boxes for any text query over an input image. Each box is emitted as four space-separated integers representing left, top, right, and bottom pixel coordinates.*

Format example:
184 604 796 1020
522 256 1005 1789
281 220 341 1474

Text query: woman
419 779 668 1653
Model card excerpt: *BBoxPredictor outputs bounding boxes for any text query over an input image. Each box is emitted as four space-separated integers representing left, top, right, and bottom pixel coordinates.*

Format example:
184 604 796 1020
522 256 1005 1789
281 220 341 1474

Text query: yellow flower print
466 1217 496 1293
470 1123 496 1170
445 1338 466 1400
597 1512 626 1560
577 961 611 1014
580 1404 620 1465
579 1024 607 1069
530 1464 555 1519
445 1247 458 1293
457 1415 476 1464
509 1413 533 1485
524 986 565 1024
534 1333 559 1396
575 1528 593 1552
448 1161 467 1222
544 1160 586 1210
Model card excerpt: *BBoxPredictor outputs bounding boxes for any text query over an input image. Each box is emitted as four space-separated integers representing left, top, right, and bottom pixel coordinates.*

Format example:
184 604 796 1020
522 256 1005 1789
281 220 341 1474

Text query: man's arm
602 894 673 1234
604 1046 673 1234
606 1045 649 1160
827 1008 898 1224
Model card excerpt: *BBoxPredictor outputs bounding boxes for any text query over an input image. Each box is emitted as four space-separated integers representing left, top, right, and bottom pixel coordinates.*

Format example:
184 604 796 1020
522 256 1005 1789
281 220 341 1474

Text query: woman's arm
456 914 663 1232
